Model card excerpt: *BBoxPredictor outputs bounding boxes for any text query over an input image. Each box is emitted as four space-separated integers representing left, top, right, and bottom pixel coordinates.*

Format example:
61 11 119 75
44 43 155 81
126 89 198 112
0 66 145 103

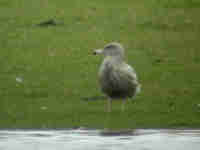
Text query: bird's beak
93 49 103 55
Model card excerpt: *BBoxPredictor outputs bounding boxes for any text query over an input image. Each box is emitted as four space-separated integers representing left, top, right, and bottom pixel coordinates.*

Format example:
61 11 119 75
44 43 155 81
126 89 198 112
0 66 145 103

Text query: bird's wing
118 63 141 94
123 64 141 93
118 64 138 82
110 63 139 88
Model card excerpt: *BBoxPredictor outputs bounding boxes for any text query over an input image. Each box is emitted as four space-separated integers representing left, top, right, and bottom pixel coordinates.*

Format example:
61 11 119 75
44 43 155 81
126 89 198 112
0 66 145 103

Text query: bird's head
93 42 124 59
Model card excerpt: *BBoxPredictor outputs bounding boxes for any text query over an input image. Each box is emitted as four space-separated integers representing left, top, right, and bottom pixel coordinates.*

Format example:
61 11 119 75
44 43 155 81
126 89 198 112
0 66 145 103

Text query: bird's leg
106 98 112 113
121 99 126 112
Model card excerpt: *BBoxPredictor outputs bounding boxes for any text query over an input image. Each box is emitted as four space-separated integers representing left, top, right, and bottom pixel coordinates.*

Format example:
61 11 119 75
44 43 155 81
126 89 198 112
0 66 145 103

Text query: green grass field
0 0 200 129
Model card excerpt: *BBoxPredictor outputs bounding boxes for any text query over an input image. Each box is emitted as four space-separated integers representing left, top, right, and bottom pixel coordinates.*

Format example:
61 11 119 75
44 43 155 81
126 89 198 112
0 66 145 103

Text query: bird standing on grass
93 42 141 112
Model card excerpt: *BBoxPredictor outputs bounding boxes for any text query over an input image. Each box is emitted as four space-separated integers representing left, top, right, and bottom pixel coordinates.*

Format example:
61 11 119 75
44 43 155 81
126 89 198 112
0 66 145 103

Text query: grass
0 0 200 129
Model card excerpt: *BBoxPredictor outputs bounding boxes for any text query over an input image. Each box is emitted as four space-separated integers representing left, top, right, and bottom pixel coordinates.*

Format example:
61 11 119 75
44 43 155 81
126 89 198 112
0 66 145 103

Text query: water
0 129 200 150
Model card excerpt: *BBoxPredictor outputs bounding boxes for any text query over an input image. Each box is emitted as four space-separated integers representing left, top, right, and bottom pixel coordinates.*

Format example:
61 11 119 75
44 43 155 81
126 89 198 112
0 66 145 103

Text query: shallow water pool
0 129 200 150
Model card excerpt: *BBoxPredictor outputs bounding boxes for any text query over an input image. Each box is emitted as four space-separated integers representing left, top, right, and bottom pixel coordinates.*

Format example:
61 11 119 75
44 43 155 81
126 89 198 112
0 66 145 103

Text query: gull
93 42 141 112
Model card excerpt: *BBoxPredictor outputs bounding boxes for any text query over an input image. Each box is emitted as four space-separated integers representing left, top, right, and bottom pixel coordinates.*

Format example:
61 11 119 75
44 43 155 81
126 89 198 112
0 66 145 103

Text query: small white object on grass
16 77 23 83
93 42 141 112
40 106 48 110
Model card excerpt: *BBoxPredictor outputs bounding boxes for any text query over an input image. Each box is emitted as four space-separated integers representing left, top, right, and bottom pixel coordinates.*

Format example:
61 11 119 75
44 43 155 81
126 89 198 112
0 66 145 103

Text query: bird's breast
98 60 137 98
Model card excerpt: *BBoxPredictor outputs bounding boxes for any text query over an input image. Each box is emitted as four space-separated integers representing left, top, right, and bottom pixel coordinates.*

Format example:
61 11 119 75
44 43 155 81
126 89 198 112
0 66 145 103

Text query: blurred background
0 0 200 129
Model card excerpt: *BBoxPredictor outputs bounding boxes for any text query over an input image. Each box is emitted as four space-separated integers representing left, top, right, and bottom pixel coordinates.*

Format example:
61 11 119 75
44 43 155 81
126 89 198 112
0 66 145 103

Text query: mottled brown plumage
94 42 140 112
